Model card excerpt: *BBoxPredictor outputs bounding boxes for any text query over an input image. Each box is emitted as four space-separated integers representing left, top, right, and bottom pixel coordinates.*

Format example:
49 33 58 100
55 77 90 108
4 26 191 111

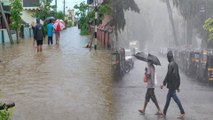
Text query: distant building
0 0 11 29
0 0 14 43
21 0 40 25
66 9 75 26
21 0 52 24
87 0 109 4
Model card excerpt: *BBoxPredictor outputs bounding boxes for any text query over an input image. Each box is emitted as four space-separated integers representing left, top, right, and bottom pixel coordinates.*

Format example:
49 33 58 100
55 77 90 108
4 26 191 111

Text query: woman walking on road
139 60 163 115
55 30 60 44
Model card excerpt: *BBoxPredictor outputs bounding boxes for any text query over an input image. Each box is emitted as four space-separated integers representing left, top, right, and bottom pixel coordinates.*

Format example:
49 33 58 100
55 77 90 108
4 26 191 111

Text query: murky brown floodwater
0 27 116 120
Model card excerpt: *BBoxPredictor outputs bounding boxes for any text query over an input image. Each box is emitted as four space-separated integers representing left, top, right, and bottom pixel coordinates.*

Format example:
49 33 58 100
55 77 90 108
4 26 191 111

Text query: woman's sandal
138 110 145 114
177 114 185 119
155 111 163 115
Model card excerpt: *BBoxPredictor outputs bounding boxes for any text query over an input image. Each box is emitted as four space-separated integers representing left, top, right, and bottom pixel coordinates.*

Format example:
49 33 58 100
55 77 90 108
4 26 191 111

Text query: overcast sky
51 0 86 12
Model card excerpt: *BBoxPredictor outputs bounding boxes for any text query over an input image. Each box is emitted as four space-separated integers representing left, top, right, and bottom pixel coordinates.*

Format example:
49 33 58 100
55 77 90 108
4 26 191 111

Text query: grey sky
51 0 86 12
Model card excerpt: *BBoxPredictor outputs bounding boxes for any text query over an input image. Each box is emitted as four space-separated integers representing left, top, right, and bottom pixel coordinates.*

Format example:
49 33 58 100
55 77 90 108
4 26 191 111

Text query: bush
0 109 10 120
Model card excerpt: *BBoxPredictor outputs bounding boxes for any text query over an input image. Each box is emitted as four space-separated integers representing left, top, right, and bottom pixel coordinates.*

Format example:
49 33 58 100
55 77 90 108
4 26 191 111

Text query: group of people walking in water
32 18 60 52
138 51 185 119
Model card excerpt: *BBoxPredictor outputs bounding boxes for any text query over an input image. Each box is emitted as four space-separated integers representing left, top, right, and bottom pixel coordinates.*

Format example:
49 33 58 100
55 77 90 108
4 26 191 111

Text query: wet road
114 0 213 119
0 27 115 120
113 54 213 120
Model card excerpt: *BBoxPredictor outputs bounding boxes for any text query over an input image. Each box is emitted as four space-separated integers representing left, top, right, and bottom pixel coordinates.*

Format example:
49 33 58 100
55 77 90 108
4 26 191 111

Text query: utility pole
94 0 98 50
0 1 13 44
63 0 65 16
55 0 57 11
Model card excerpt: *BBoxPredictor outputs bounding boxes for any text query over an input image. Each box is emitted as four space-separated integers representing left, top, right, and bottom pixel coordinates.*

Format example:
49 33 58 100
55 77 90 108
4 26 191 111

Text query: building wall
2 0 10 5
67 9 75 26
21 10 36 25
101 14 112 26
98 0 103 3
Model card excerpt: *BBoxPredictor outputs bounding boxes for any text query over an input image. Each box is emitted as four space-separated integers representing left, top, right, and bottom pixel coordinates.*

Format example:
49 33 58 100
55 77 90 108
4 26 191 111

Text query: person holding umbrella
134 53 163 115
138 59 163 115
55 29 60 44
53 19 65 44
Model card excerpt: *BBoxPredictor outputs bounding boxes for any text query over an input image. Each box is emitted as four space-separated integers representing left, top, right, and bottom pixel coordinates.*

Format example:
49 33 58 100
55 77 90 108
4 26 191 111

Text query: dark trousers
48 36 53 45
145 88 158 104
163 89 185 115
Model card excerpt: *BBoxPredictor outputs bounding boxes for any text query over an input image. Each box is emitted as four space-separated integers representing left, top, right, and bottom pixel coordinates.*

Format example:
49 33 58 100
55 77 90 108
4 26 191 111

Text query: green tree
111 0 140 40
203 18 213 41
54 11 64 20
0 102 15 120
32 0 56 20
74 2 89 35
74 2 112 35
0 109 10 120
97 4 111 23
172 0 199 46
10 0 23 42
160 0 213 47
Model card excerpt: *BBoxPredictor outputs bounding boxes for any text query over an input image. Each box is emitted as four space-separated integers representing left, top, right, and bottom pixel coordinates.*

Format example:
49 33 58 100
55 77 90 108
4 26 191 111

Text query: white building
21 0 40 25
66 9 75 26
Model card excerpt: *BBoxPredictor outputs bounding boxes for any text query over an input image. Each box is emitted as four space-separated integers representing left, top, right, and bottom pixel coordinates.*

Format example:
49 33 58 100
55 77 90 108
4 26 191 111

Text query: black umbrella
44 16 55 22
134 52 161 66
147 54 161 66
134 52 148 62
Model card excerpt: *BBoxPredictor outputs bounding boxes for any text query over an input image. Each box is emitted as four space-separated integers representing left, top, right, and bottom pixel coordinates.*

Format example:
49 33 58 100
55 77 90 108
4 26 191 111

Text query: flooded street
0 27 115 120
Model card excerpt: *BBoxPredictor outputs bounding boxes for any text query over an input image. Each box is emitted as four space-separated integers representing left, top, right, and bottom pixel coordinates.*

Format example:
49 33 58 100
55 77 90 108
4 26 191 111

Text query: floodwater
0 27 116 120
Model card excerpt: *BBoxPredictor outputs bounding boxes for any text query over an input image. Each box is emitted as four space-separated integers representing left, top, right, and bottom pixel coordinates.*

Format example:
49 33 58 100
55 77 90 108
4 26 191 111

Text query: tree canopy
111 0 140 37
10 0 23 41
203 18 213 41
74 1 112 35
32 0 64 20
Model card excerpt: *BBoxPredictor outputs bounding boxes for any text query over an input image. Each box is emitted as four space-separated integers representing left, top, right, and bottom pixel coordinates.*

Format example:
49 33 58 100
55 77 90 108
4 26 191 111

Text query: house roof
23 0 39 7
23 0 53 10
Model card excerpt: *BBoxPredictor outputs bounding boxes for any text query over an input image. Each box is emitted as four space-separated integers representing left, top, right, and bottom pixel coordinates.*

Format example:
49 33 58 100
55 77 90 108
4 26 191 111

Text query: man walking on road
139 60 162 115
34 18 45 52
161 51 185 119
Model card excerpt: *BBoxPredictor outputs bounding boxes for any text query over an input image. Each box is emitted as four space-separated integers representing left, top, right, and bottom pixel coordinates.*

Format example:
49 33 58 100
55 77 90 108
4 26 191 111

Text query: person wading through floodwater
47 20 54 45
160 51 185 119
139 60 163 115
34 18 45 52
